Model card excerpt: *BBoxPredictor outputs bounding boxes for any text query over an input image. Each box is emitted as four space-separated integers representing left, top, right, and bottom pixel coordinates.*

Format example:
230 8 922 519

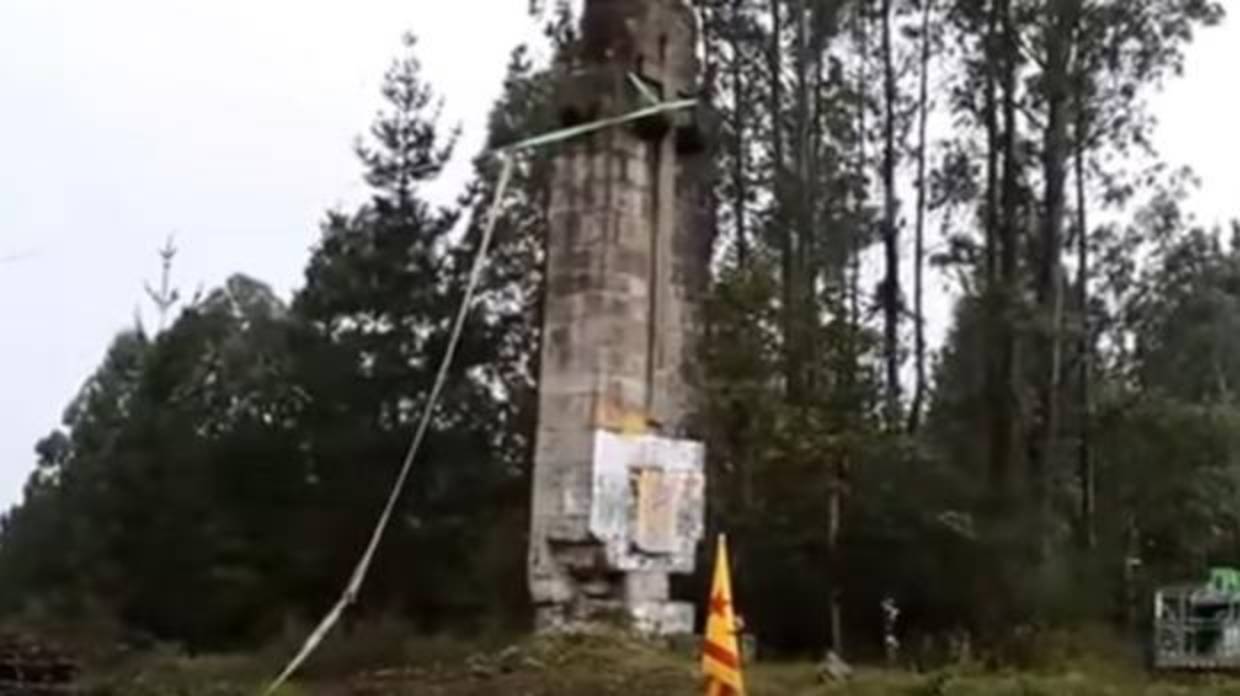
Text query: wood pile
0 632 77 695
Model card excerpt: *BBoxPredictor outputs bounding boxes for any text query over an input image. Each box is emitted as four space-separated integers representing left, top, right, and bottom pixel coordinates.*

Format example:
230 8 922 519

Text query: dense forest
0 0 1233 663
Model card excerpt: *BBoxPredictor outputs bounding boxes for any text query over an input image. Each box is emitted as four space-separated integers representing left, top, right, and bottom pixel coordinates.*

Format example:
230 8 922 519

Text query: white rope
263 156 515 695
262 95 697 695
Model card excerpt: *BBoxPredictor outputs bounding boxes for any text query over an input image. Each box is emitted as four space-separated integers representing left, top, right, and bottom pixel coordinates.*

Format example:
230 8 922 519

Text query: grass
301 630 1240 695
79 648 295 696
63 624 1240 695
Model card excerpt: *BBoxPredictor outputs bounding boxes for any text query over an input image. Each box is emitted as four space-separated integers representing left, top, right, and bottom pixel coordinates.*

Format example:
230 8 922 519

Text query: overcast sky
0 2 1236 510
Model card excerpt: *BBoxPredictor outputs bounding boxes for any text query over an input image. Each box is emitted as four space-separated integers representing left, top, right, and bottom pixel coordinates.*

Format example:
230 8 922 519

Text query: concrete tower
527 0 712 635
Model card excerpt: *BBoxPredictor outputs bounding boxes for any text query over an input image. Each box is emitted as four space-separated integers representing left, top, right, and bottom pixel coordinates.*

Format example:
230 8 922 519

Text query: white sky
0 2 1235 510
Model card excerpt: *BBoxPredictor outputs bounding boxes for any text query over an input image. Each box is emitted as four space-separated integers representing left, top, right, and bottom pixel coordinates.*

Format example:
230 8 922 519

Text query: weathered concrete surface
528 0 711 635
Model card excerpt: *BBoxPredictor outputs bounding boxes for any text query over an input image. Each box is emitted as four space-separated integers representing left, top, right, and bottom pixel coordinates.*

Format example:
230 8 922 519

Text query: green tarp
1209 567 1240 594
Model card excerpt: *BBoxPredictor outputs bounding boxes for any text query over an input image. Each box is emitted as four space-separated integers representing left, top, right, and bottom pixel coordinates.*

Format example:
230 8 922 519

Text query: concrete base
629 600 695 636
534 600 695 637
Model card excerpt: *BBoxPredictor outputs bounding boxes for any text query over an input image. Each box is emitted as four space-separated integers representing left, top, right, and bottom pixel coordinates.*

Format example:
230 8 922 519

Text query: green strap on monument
494 97 697 155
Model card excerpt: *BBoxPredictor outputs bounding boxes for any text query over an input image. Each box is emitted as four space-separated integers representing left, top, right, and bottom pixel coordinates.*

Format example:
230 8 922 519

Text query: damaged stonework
528 0 712 636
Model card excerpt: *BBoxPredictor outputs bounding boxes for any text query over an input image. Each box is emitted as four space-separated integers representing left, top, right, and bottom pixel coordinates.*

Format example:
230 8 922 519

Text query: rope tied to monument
262 154 515 695
263 95 696 695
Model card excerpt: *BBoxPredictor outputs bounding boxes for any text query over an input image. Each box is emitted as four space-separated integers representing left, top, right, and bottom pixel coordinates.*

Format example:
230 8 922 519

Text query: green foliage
0 33 550 650
83 649 281 696
288 31 516 633
70 629 1240 696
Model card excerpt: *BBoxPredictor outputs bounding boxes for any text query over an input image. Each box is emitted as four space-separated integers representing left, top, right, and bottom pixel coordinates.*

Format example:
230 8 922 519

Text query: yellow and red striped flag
702 534 745 696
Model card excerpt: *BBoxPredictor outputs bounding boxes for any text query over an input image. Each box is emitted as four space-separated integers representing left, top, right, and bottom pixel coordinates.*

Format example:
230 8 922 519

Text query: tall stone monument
527 0 711 635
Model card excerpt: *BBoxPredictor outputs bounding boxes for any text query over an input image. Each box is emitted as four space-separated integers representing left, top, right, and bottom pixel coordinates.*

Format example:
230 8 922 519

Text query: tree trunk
828 461 844 654
1123 514 1142 629
989 0 1021 502
981 0 1006 502
1029 0 1078 540
768 0 797 403
731 0 749 267
852 0 868 356
984 1 1000 288
794 0 817 393
908 0 933 434
828 0 873 656
1075 104 1095 550
880 0 901 427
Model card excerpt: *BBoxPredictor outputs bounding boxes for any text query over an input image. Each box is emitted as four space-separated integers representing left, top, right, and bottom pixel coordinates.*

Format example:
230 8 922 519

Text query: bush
80 646 281 696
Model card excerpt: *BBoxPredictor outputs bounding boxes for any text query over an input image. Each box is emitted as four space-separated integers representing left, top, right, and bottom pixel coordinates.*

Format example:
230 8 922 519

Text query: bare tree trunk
1029 0 1079 538
827 0 873 657
880 0 901 427
990 0 1020 502
852 1 868 355
1075 106 1095 550
981 0 1007 502
908 0 934 433
1042 268 1064 523
806 4 828 395
828 460 844 654
984 2 999 289
730 0 749 267
768 0 797 403
794 0 817 393
1123 514 1141 629
976 0 1024 633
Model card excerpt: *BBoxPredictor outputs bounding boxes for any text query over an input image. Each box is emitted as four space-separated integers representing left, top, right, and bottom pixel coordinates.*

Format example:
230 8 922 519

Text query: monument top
579 0 699 90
